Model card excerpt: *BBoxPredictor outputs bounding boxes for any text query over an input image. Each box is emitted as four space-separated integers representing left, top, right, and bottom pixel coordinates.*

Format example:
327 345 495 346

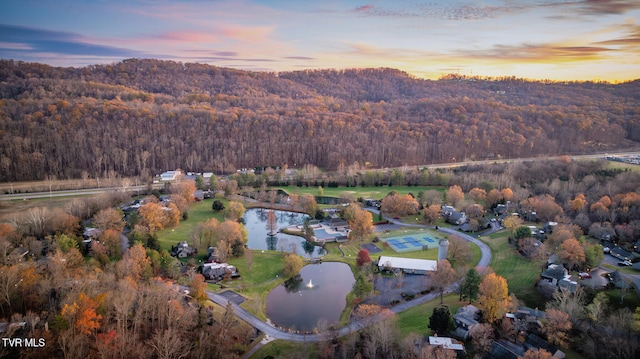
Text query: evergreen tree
428 305 452 335
461 268 482 303
212 200 225 211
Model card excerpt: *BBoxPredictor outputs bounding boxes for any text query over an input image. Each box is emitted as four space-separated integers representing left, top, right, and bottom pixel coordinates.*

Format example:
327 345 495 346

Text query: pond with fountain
265 261 355 332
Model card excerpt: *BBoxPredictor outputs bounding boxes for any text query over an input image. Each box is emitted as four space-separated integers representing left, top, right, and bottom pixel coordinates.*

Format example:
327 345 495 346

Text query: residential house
610 246 633 261
445 211 467 225
525 334 565 358
200 262 238 281
441 205 455 216
540 264 578 293
453 305 480 340
364 199 381 208
83 227 102 240
487 339 525 359
428 336 465 352
493 203 508 216
171 241 197 258
542 222 558 234
540 264 568 285
519 210 537 222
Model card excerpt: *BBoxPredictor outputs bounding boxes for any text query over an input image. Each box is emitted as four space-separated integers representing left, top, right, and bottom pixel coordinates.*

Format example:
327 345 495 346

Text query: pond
265 262 355 332
243 208 326 258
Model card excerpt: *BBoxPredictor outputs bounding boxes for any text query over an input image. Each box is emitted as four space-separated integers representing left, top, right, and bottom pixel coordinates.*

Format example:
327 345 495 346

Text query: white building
160 170 183 181
377 256 437 275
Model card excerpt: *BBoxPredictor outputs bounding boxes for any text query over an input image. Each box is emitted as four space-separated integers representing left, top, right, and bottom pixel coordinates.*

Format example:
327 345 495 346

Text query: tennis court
382 235 440 253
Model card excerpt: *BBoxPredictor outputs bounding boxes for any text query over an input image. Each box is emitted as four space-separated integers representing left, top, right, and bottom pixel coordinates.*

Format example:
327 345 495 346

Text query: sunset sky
1 0 639 81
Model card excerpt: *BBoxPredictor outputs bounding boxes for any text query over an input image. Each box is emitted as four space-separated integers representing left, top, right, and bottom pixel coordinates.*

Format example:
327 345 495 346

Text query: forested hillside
0 59 639 182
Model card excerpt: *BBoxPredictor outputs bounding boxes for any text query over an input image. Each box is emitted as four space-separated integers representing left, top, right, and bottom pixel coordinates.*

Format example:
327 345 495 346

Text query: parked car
618 260 632 267
579 272 592 279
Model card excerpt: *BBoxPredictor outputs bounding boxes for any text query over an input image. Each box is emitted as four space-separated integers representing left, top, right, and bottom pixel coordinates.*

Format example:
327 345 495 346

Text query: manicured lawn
155 196 231 251
214 251 288 320
479 231 546 309
396 293 467 336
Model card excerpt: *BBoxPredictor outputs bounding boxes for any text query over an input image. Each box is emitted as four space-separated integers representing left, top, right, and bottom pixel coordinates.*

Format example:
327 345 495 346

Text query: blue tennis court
382 234 440 252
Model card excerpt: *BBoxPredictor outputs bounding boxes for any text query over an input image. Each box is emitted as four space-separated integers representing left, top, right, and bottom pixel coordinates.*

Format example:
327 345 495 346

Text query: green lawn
279 185 443 200
220 250 288 320
479 231 546 309
396 293 467 336
155 196 231 251
249 340 317 359
606 160 640 173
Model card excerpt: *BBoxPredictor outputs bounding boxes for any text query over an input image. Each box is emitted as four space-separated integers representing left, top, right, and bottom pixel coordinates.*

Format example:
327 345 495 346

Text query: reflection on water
244 209 326 258
266 234 278 251
266 262 355 331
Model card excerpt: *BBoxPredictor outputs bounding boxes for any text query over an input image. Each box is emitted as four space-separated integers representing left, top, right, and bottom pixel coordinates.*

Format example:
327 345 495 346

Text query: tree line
0 59 639 182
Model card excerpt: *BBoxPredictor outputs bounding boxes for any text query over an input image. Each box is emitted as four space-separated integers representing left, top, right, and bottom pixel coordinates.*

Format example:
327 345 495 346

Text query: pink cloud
157 31 220 43
354 5 375 12
217 25 274 43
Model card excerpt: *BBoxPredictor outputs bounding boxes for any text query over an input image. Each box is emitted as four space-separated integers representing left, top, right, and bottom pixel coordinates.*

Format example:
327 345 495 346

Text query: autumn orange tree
522 348 553 359
445 185 465 208
117 243 152 281
380 193 419 216
92 208 125 232
542 308 572 347
479 273 511 324
348 207 374 241
61 292 105 336
486 189 503 208
171 180 197 203
468 187 487 204
423 204 442 224
568 193 588 214
138 202 165 234
190 274 207 303
560 238 585 270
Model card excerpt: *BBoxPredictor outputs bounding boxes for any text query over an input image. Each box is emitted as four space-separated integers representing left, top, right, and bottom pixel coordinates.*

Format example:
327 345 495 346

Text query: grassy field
479 231 547 309
279 185 444 200
396 293 466 336
606 160 640 173
249 340 317 359
222 250 288 320
155 196 230 251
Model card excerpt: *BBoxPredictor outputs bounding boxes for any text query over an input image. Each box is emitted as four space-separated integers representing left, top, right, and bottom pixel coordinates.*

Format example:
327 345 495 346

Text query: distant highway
418 150 640 170
1 150 638 201
0 185 156 201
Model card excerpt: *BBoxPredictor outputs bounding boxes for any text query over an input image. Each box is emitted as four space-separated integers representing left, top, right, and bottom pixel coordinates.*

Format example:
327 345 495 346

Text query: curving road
203 212 492 357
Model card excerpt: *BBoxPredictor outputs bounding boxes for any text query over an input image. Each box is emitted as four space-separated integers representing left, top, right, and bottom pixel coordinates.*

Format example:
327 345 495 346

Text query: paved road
201 212 493 356
602 253 640 297
367 207 492 269
5 150 638 202
0 185 156 201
